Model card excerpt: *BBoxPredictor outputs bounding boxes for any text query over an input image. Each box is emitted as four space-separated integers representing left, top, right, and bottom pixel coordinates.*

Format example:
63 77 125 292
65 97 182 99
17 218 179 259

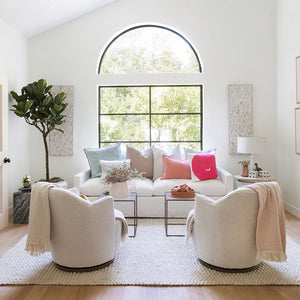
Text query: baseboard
284 201 300 218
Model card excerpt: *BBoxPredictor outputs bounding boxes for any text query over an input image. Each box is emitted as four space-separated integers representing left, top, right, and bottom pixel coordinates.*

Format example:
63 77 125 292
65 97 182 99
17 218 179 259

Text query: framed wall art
228 84 253 154
297 56 300 104
49 85 74 156
295 107 300 154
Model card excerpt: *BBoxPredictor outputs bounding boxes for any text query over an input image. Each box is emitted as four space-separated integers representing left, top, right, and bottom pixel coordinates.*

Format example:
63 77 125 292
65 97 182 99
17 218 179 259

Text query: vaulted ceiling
0 0 116 37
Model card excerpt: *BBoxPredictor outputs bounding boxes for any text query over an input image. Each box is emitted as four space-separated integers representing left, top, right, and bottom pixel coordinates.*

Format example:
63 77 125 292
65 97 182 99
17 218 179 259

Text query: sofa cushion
126 145 153 179
161 156 191 180
128 178 153 197
152 145 181 180
79 177 106 197
187 152 217 181
153 177 227 197
79 177 153 197
184 147 216 159
100 159 130 181
84 142 122 178
190 154 217 181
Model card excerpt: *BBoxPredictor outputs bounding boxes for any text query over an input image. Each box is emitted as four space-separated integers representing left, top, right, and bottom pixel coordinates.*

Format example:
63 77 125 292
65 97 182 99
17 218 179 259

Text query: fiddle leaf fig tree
10 79 68 182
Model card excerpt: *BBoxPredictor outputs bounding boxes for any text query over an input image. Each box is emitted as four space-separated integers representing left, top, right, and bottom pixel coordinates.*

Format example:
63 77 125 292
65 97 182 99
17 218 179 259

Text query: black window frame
98 24 202 74
98 85 203 150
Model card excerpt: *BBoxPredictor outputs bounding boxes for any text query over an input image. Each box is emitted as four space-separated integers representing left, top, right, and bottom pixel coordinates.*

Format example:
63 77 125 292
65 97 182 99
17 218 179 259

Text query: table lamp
237 136 267 170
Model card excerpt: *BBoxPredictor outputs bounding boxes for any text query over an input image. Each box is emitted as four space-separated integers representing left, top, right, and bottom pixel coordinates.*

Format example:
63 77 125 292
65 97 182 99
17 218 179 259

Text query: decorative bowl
170 190 195 198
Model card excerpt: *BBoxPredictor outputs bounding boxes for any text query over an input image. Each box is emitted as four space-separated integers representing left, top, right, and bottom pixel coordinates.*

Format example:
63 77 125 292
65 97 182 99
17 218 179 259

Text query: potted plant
22 175 31 188
10 79 68 182
103 162 144 197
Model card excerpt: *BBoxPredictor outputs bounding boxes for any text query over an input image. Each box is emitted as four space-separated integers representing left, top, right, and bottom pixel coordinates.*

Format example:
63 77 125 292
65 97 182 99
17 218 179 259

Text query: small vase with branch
238 160 250 177
103 162 144 197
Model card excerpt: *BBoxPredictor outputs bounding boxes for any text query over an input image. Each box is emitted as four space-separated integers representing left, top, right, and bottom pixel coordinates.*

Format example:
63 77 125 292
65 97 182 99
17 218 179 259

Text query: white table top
234 175 276 183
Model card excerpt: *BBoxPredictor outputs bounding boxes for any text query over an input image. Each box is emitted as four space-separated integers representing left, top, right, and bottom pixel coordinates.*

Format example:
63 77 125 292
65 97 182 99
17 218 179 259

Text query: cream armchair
190 187 261 272
48 188 124 271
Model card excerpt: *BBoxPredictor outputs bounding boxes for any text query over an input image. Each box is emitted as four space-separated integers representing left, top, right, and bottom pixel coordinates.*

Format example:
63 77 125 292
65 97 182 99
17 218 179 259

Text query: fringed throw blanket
186 209 195 241
248 182 287 262
25 182 62 256
114 209 128 241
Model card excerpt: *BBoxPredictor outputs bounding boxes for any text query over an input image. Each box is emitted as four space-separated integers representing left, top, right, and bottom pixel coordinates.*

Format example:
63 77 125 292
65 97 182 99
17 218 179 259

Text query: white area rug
0 219 299 286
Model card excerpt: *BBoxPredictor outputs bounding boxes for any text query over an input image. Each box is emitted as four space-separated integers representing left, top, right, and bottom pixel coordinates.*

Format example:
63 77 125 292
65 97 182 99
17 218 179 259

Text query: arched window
98 25 202 151
99 25 201 74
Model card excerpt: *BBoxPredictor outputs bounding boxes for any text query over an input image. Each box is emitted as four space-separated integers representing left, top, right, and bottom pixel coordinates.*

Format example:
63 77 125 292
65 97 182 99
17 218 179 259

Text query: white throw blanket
25 182 62 256
114 209 128 241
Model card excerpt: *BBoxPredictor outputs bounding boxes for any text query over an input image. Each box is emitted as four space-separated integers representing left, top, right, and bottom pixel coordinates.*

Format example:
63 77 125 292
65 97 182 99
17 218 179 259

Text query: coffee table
100 192 137 237
164 192 196 237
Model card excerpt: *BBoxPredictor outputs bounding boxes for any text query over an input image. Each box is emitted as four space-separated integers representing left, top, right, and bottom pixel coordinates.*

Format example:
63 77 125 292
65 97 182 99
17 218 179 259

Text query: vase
23 182 31 188
241 166 249 177
109 181 129 198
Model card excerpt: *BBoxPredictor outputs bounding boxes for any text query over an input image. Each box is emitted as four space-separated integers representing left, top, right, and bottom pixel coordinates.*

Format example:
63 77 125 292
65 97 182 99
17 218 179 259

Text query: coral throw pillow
161 155 191 180
191 154 217 181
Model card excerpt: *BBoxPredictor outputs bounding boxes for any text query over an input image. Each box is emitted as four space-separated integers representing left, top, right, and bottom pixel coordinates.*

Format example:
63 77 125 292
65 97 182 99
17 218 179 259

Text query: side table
165 192 196 237
234 175 276 188
100 192 137 238
13 187 31 224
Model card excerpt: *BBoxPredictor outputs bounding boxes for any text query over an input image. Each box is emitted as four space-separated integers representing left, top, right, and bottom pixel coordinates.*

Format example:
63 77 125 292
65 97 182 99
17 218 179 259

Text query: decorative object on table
238 160 250 177
295 108 300 154
10 79 68 182
13 188 31 224
254 163 263 172
237 136 267 170
103 162 144 197
49 85 74 156
248 170 258 178
258 170 271 178
296 56 300 104
228 84 253 154
22 174 31 188
171 184 195 198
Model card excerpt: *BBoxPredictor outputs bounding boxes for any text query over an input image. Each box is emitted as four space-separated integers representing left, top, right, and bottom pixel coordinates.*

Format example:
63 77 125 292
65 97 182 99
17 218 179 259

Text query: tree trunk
43 134 50 181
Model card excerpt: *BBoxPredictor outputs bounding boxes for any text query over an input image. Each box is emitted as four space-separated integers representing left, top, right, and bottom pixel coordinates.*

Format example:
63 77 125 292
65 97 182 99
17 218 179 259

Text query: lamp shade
237 136 267 154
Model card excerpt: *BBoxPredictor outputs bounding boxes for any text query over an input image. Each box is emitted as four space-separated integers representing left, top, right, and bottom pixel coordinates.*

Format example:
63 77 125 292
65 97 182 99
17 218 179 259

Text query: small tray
170 191 195 198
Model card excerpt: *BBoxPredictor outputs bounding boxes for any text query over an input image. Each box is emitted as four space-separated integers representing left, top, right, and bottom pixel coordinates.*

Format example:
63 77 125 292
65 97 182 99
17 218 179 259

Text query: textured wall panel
228 84 253 154
49 85 73 156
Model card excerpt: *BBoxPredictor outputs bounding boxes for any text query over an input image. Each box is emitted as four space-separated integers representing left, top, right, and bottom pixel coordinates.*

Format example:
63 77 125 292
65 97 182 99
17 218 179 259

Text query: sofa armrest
74 169 91 190
217 168 233 194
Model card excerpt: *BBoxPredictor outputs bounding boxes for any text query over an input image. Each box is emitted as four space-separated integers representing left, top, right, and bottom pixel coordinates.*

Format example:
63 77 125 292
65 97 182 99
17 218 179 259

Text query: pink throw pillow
191 154 217 180
161 155 191 180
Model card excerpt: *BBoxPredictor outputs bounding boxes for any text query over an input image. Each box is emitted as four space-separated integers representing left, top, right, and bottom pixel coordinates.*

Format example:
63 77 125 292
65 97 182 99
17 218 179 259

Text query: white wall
0 18 29 210
277 0 300 217
28 0 277 189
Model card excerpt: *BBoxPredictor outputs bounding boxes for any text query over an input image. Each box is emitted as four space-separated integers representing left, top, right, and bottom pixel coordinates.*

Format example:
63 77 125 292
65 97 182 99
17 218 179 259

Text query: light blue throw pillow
84 142 122 178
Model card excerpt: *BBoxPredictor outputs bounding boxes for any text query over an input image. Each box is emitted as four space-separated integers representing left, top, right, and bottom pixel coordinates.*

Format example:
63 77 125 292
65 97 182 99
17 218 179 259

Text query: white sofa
74 167 233 217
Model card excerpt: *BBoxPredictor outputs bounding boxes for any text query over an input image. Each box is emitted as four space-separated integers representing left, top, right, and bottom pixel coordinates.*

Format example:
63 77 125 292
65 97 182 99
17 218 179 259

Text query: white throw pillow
152 145 181 180
100 159 131 181
184 147 217 159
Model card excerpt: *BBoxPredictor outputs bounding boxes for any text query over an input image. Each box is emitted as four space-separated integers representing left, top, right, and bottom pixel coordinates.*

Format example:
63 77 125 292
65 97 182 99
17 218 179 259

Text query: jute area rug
0 219 299 286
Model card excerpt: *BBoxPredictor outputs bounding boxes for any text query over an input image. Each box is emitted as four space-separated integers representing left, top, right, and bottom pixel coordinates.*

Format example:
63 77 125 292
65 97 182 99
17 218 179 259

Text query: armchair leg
199 259 261 273
54 259 114 272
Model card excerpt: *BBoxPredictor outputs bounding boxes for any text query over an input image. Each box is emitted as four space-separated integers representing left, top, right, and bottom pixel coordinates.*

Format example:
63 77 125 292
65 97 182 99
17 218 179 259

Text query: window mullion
149 87 152 147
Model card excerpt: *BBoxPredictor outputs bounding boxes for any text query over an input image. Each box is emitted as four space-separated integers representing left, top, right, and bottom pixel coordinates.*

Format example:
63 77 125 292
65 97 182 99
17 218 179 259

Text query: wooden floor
0 212 299 300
